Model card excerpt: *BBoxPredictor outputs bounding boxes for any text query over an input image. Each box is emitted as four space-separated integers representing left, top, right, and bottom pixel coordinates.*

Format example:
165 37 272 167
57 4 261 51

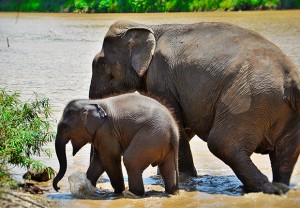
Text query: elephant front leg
86 147 104 187
104 157 125 194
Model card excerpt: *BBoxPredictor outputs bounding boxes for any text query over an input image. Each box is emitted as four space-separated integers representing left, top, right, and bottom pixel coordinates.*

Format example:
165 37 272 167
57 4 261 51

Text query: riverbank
0 0 299 13
0 188 58 208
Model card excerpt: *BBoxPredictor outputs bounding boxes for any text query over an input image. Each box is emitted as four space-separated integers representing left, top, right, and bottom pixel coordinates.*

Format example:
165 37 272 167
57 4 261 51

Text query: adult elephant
89 20 300 194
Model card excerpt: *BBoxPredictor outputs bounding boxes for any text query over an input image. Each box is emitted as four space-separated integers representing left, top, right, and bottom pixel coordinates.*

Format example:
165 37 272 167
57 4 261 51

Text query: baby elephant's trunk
52 134 69 191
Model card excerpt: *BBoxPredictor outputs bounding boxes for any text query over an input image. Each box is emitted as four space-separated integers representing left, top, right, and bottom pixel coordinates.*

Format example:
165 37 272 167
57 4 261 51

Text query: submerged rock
68 172 109 199
122 190 141 199
23 167 55 182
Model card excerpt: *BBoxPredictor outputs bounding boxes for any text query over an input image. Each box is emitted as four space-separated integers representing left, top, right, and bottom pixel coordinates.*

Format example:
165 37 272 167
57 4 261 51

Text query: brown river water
1 11 300 207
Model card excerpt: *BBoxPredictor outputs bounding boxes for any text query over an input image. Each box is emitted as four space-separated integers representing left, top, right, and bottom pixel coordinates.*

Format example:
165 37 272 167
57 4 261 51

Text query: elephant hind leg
158 150 179 195
270 128 300 188
207 126 275 194
123 139 151 196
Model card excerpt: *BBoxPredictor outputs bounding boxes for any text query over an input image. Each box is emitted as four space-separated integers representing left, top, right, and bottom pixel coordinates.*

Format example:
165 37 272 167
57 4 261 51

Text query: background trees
0 0 299 12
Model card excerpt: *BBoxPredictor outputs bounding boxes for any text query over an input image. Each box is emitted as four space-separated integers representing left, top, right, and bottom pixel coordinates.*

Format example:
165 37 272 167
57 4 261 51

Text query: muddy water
1 11 300 207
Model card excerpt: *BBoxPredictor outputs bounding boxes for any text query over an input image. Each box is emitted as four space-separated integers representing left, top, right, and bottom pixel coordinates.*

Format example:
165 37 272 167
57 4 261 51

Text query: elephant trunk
53 135 69 192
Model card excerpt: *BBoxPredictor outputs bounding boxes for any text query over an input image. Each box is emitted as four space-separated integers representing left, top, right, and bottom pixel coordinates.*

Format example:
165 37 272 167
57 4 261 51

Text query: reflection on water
0 11 300 207
185 175 243 196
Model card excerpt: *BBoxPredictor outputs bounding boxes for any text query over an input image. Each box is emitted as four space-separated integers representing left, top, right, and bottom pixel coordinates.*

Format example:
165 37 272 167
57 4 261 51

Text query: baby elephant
52 93 179 196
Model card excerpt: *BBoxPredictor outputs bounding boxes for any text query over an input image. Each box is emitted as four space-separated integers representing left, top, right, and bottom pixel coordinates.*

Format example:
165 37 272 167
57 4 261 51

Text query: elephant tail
170 127 180 193
284 81 300 117
295 85 300 118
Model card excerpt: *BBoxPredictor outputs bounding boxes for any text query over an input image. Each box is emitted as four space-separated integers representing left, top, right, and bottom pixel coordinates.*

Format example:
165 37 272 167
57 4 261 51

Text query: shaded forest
0 0 299 12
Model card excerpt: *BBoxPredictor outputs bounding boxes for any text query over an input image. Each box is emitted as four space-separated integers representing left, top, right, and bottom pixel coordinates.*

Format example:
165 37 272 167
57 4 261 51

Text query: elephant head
52 100 107 191
89 20 156 99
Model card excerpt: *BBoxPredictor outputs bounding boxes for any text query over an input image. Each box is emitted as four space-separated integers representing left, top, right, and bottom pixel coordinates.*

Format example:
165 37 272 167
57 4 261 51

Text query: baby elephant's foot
272 182 290 195
172 189 179 195
122 190 142 199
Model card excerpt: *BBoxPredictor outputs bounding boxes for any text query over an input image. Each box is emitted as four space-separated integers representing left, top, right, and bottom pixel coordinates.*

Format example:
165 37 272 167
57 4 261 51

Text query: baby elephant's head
52 100 107 191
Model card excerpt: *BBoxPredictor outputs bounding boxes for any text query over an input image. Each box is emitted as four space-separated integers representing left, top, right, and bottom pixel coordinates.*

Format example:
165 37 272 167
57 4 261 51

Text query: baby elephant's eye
100 58 107 67
58 122 69 132
95 57 105 68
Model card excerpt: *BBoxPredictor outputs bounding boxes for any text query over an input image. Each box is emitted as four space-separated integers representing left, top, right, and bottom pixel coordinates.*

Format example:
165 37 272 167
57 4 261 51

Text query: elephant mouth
72 145 81 156
89 90 102 99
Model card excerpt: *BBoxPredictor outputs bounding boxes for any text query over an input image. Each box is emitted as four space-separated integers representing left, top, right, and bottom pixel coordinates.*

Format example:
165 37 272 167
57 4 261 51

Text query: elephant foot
272 182 290 195
244 182 276 194
178 166 198 178
171 189 179 195
158 166 197 177
122 190 142 199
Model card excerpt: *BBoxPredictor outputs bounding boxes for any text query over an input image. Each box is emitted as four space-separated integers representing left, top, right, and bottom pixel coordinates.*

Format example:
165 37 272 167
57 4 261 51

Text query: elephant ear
127 29 156 77
83 104 107 136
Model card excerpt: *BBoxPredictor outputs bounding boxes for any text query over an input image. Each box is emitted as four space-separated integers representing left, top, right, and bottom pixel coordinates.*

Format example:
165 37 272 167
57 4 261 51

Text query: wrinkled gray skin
52 93 179 196
89 20 300 194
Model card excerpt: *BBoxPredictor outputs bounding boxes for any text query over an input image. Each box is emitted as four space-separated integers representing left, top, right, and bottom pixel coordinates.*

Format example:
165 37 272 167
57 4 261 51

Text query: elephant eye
108 73 114 80
58 122 69 132
94 57 105 68
100 58 107 66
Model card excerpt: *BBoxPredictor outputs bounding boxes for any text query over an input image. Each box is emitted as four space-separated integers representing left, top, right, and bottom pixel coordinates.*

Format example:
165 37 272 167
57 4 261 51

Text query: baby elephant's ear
83 104 107 136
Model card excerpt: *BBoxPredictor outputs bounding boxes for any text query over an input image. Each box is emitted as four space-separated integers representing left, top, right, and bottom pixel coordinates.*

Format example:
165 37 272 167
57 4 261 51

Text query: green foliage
189 0 202 11
0 171 18 188
75 0 89 10
0 0 297 12
219 0 236 10
198 0 221 11
98 0 120 12
233 0 281 10
74 0 100 12
0 89 55 188
0 0 74 12
165 0 189 11
130 0 145 12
